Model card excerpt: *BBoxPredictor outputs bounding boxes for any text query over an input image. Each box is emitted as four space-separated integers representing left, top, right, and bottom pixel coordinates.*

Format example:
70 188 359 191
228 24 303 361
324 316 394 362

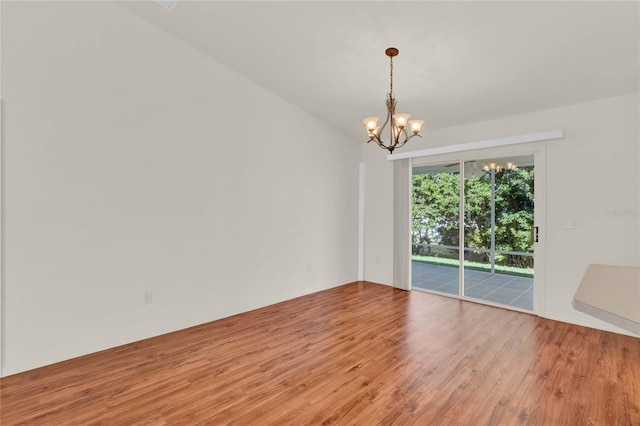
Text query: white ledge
387 129 564 161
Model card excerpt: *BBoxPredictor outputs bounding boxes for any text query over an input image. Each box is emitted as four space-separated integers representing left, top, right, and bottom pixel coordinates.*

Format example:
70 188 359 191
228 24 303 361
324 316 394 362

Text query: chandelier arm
364 124 392 150
370 135 390 151
364 134 379 146
397 136 410 149
364 132 393 151
395 133 422 150
399 126 408 143
376 136 389 149
378 106 391 138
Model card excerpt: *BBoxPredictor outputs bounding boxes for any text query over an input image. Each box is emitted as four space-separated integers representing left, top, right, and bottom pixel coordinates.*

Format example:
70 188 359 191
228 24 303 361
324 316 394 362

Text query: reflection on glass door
411 156 535 311
411 163 460 296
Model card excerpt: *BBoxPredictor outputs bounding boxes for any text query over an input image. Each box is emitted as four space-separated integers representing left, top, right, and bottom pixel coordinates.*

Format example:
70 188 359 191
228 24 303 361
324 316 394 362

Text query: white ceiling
118 1 640 141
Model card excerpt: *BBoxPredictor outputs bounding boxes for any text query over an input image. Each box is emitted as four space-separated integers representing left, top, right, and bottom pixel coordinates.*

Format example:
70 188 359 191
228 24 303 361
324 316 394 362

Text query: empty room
0 1 638 425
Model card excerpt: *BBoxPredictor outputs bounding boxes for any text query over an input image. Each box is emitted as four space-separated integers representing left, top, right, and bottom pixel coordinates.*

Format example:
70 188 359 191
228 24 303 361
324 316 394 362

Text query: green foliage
412 172 460 260
412 166 534 269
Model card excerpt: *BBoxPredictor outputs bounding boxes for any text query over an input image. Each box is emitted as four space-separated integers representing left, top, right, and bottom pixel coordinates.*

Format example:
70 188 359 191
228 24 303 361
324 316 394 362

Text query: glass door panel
463 157 535 310
411 163 460 296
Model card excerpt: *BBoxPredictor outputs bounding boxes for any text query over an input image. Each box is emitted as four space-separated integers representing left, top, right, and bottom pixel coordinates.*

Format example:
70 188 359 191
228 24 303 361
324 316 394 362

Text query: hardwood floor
1 282 638 425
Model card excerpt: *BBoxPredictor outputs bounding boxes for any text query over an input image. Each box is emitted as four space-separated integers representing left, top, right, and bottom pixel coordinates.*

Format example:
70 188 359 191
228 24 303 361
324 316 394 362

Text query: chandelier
362 47 425 154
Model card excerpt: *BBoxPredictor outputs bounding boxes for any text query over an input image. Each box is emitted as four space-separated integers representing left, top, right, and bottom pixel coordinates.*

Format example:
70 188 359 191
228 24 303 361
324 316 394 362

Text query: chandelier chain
389 56 394 97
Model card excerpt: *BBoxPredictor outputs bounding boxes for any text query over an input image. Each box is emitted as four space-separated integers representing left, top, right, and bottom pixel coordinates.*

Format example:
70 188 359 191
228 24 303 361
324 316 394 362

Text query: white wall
362 92 639 335
0 1 359 376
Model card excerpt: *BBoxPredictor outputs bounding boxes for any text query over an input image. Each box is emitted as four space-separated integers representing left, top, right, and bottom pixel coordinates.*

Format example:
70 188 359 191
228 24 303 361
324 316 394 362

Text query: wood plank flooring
1 282 638 425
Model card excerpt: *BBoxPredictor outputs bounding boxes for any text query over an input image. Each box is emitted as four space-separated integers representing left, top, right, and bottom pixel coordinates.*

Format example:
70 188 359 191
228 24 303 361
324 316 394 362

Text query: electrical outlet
143 291 153 305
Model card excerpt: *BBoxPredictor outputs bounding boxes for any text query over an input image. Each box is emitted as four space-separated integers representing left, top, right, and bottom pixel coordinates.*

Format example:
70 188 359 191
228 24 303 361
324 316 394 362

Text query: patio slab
412 261 533 311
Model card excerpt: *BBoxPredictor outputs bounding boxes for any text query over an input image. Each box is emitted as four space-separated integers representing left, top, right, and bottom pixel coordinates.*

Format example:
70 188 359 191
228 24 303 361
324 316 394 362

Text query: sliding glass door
412 156 535 312
411 163 461 296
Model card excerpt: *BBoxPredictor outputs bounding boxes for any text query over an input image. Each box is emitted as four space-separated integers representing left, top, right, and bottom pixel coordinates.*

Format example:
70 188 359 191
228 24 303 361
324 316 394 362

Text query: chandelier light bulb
408 119 425 134
363 116 379 130
392 113 411 127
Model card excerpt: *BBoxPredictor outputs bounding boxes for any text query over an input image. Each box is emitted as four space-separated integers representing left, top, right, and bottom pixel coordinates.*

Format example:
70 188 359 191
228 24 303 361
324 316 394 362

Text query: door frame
410 143 546 315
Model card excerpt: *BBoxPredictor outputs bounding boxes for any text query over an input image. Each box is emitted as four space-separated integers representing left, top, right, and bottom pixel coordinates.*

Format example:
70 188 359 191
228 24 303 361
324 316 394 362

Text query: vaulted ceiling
118 1 640 141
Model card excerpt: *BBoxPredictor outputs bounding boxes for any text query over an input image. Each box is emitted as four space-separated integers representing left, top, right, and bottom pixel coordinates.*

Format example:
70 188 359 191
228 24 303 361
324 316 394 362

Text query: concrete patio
412 261 533 311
